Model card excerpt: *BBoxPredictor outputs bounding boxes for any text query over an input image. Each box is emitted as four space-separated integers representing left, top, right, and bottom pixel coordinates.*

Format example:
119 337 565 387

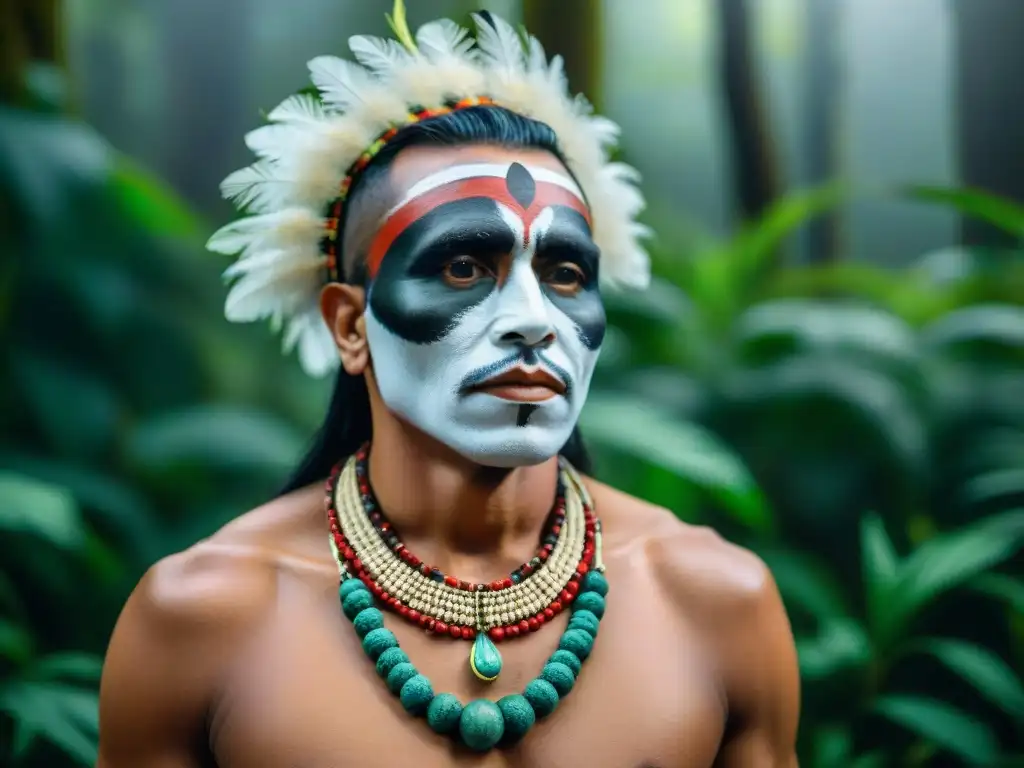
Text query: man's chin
443 429 570 469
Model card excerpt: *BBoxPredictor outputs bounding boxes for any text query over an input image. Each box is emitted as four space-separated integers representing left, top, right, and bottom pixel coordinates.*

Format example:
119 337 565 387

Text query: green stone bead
573 591 605 619
459 699 505 752
469 632 502 681
581 570 609 596
427 693 463 735
342 588 375 619
568 609 599 637
558 628 595 660
549 649 582 676
339 578 369 601
523 678 559 718
361 627 398 660
496 694 536 745
352 607 384 638
375 646 408 678
399 674 434 716
541 661 575 697
386 661 418 695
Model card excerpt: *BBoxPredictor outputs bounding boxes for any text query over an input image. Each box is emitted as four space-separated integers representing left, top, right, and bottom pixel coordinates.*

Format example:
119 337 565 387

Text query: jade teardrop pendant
469 632 502 682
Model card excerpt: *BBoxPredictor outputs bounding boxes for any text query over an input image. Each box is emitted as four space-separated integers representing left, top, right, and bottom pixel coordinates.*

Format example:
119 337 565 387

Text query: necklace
327 445 597 682
325 450 608 751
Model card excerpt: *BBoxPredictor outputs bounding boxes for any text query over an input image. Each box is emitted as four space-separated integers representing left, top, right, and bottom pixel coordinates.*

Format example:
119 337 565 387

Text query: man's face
360 147 606 468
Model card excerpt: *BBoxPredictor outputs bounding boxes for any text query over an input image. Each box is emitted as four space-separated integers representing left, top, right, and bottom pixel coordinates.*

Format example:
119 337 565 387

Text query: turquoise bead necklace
325 451 608 751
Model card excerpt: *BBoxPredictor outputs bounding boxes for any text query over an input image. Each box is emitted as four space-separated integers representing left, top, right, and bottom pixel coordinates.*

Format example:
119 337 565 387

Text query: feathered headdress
207 0 651 376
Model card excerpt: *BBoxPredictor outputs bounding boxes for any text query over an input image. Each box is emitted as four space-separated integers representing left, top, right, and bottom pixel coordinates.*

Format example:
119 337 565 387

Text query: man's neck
365 420 560 584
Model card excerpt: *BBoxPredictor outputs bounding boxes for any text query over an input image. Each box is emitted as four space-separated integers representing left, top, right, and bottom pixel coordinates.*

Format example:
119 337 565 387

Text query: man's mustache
458 348 573 397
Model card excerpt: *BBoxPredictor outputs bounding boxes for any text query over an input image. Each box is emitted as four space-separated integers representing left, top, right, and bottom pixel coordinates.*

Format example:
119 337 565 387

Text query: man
97 6 800 766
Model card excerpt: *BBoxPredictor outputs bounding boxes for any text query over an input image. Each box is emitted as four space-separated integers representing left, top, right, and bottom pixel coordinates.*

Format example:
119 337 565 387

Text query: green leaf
0 454 163 562
730 182 848 282
0 472 85 549
873 695 997 765
109 154 203 237
970 573 1024 615
810 724 852 768
0 682 99 766
903 185 1024 238
124 405 307 475
759 548 849 622
911 637 1024 718
861 512 899 597
0 108 111 228
879 510 1024 647
580 394 772 532
26 653 104 685
920 304 1024 361
960 468 1024 511
796 618 872 681
848 752 887 768
0 619 34 665
734 300 918 369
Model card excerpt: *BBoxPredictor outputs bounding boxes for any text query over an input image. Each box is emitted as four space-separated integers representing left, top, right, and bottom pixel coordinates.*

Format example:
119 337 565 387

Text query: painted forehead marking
390 162 585 213
366 162 591 279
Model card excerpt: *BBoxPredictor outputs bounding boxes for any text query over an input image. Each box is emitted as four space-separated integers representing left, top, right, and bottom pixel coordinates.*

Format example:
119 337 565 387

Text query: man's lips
466 366 567 402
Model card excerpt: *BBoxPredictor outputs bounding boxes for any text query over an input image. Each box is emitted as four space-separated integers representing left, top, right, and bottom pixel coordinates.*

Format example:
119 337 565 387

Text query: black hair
279 106 593 494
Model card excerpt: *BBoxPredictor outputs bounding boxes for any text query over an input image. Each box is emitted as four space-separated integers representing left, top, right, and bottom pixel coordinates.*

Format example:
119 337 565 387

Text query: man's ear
320 283 369 376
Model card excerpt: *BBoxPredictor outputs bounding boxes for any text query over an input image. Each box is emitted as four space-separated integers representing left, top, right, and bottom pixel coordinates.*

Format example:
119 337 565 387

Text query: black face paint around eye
535 209 607 351
369 199 513 344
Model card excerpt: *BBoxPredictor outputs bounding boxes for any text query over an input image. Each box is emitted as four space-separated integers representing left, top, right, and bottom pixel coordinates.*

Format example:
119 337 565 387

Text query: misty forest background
2 0 1023 766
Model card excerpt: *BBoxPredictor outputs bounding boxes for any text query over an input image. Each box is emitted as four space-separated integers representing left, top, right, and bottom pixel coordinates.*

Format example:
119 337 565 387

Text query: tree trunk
953 0 1024 247
155 0 249 214
717 0 781 224
522 0 603 112
0 0 62 106
802 0 842 262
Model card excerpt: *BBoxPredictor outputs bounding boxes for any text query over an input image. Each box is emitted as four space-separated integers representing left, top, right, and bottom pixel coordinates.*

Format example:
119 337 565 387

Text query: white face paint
362 161 605 467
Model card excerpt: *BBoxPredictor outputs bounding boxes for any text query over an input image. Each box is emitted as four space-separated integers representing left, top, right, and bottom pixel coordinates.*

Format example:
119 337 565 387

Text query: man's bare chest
207 571 725 768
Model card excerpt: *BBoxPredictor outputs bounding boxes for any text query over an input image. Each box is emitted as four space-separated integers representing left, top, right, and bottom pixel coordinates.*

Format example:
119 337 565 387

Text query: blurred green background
2 0 1023 765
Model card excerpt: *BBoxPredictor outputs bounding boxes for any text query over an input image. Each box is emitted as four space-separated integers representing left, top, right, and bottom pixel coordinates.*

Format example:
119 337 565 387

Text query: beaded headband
322 95 496 281
207 1 651 377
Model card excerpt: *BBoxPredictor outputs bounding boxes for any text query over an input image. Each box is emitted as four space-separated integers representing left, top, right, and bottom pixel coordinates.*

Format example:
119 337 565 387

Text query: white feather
207 209 321 256
309 55 375 110
348 35 412 77
416 19 475 62
220 162 293 213
267 93 326 124
472 13 525 72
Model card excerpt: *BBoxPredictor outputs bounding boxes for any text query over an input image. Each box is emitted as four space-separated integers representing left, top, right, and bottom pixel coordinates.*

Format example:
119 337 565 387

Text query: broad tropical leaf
25 653 104 685
911 637 1024 718
903 185 1024 239
920 304 1024 362
0 473 84 550
759 548 849 622
878 510 1024 647
860 512 900 638
580 394 772 532
796 618 871 681
124 405 307 475
0 619 33 665
970 573 1024 616
873 694 998 765
0 681 99 765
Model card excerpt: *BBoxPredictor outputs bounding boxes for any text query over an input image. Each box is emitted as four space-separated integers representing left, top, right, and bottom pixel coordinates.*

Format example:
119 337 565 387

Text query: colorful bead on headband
321 96 496 282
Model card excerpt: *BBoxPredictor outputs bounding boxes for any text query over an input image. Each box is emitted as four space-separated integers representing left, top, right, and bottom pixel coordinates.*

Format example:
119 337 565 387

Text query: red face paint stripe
366 177 591 279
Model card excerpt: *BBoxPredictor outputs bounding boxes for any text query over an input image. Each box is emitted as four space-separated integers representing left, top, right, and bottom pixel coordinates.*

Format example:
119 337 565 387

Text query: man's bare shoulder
118 483 326 646
585 477 774 620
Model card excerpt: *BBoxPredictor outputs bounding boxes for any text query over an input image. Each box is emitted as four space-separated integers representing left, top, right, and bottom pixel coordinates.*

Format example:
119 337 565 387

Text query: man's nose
490 262 556 349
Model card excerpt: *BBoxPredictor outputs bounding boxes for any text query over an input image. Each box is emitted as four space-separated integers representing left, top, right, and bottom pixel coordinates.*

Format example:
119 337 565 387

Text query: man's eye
547 263 586 291
443 257 486 284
